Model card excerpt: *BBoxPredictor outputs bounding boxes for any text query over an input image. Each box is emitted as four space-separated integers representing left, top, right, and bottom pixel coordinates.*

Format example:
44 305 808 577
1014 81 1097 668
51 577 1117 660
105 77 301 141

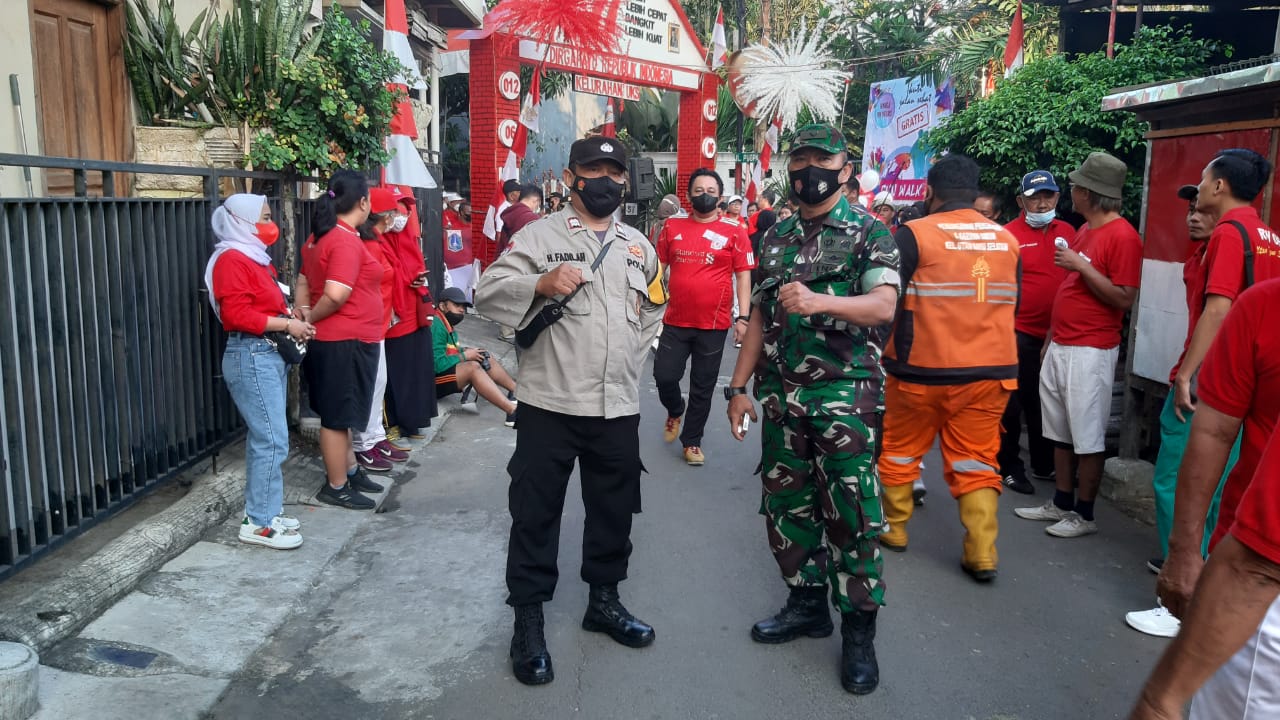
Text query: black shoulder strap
555 240 613 308
1226 220 1256 290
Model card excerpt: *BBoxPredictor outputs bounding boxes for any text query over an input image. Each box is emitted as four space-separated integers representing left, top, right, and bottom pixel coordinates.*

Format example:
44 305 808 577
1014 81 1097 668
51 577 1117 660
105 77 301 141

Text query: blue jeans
223 334 289 527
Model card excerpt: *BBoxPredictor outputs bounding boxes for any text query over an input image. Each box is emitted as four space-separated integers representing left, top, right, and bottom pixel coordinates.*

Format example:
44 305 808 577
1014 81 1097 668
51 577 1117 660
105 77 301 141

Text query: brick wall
468 36 521 266
676 75 720 205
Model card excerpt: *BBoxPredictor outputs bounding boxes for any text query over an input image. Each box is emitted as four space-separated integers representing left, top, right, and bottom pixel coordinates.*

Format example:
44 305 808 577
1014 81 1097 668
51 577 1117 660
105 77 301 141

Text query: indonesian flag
711 6 728 69
1003 0 1024 78
601 99 617 138
746 116 781 203
383 0 435 188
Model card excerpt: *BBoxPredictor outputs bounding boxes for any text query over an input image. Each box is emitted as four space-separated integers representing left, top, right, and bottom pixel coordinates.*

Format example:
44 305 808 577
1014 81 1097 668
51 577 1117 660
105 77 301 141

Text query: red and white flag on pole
1003 0 1025 78
746 116 781 203
601 98 617 138
483 73 542 241
383 0 435 188
711 6 728 69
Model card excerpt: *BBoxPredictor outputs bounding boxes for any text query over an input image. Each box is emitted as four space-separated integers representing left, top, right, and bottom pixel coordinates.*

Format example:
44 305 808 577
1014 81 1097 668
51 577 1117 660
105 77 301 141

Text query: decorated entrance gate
467 0 719 265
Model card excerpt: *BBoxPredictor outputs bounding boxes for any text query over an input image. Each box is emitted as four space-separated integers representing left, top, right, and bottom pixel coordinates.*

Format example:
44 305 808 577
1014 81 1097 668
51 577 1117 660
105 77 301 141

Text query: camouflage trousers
759 413 886 613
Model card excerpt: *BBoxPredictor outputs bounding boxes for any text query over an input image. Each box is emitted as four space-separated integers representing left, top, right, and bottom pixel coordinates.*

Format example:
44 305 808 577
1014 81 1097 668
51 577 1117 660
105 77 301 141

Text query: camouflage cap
788 123 848 155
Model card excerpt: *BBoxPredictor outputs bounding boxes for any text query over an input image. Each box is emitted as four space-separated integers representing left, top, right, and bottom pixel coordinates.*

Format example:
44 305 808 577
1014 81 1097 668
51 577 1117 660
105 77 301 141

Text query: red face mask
255 221 280 245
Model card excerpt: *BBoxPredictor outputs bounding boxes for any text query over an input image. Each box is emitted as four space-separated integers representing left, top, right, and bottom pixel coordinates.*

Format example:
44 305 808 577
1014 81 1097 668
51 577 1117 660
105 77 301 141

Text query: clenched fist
536 263 584 298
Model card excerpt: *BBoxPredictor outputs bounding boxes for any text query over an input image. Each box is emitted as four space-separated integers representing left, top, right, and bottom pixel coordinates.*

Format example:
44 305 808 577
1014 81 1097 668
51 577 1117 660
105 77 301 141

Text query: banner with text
861 75 954 204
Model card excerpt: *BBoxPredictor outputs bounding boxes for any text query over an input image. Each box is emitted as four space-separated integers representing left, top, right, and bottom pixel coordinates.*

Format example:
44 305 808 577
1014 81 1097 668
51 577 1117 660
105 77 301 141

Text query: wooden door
30 0 129 196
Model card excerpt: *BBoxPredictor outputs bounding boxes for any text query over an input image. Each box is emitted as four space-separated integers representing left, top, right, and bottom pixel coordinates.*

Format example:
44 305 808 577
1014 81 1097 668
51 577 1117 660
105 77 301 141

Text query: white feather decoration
735 20 850 130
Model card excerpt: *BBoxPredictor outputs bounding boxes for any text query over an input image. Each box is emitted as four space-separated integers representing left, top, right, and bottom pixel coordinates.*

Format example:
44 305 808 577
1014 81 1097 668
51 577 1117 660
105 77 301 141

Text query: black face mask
690 193 720 214
791 165 844 206
573 175 626 218
445 311 465 326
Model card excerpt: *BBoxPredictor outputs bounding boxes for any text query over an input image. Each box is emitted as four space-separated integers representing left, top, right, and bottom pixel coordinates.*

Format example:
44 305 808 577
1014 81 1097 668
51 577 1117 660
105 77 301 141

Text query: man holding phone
726 124 900 696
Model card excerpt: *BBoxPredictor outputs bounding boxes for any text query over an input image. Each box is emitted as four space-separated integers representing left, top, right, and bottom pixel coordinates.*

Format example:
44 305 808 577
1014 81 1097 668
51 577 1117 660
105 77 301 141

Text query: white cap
727 195 743 205
873 190 895 208
443 192 462 202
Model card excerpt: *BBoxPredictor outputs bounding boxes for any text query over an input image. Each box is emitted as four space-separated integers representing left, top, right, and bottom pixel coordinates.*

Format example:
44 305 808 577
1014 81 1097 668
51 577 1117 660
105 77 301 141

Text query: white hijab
204 194 272 319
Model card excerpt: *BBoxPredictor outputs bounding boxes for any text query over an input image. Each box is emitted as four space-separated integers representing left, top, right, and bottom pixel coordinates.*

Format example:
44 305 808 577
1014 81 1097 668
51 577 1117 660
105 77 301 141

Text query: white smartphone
738 416 750 435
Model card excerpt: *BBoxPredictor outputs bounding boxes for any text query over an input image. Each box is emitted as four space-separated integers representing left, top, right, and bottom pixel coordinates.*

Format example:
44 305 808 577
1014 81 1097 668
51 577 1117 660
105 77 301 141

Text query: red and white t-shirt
1196 278 1280 552
657 215 755 330
1048 217 1143 349
1004 215 1073 339
301 221 385 343
1170 206 1280 383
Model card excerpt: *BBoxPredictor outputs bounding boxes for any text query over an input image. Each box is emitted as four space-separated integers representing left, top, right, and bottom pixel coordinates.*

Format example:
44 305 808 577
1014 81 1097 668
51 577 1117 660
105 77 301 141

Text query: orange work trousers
879 377 1014 497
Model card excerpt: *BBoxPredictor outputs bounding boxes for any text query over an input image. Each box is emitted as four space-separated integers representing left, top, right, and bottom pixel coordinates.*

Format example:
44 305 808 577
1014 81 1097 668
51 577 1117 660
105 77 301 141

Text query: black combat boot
840 609 879 695
581 584 656 648
510 603 553 685
750 586 834 643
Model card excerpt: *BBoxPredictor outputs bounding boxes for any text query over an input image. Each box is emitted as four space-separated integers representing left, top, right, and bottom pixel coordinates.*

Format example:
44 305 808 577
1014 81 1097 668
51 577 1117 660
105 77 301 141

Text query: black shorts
303 339 380 430
435 366 463 399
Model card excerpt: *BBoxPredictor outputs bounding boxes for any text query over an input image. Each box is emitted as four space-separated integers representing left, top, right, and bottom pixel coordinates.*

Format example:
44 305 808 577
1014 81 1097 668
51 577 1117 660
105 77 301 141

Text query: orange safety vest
885 208 1020 384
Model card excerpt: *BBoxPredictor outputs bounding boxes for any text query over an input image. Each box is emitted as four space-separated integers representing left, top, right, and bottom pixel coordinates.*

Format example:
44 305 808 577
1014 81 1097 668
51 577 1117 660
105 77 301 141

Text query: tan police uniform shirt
474 206 664 419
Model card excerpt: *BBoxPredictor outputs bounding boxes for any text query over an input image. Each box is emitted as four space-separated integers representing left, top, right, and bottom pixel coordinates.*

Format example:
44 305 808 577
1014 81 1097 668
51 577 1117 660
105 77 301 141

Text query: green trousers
759 413 886 613
1153 392 1238 558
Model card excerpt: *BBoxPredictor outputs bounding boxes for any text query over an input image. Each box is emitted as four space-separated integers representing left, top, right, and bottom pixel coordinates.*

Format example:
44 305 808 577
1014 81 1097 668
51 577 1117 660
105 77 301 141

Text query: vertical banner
861 75 954 203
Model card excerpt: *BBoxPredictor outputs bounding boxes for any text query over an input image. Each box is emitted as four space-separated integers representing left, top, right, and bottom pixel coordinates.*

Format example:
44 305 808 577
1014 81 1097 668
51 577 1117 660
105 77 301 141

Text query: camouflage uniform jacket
751 196 901 420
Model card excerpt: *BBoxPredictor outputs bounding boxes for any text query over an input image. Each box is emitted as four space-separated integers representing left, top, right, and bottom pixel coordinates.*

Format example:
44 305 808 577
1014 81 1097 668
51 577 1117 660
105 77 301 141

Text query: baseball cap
569 136 628 169
387 185 415 206
443 191 462 203
1177 184 1199 201
873 190 895 208
369 187 399 214
438 286 472 307
502 179 521 195
1020 170 1060 196
788 123 848 155
727 195 743 206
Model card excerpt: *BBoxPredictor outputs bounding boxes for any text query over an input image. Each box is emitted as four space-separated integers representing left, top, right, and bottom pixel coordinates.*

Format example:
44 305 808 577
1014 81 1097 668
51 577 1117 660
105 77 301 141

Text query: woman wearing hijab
205 194 314 550
296 170 386 510
380 187 437 447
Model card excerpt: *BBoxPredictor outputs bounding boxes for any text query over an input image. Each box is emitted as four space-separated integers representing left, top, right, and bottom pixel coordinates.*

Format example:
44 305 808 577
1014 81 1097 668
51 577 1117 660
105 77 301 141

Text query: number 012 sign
498 71 521 100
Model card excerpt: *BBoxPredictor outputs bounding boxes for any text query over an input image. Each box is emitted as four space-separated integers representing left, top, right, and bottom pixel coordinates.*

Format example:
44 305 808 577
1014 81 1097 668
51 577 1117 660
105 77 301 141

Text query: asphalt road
208 332 1166 720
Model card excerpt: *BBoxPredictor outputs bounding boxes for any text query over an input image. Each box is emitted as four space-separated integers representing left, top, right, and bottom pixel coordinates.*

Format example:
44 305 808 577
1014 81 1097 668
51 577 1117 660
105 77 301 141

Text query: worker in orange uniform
877 155 1021 583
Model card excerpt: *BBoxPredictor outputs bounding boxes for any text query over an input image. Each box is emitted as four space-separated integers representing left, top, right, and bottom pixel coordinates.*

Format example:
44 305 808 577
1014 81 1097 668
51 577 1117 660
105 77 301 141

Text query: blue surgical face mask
1025 209 1056 228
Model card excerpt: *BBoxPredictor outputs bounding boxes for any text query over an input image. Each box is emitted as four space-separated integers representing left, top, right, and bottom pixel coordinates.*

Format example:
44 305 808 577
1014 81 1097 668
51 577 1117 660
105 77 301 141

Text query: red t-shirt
1196 279 1280 552
1171 207 1280 382
1232 424 1280 565
1048 217 1143 349
211 250 287 335
301 222 385 343
364 237 396 338
657 215 755 330
1005 215 1072 339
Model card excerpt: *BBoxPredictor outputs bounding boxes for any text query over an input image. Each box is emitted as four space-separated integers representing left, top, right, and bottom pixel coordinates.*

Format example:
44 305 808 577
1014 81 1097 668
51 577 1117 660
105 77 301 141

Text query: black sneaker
1031 470 1056 483
1002 474 1035 495
317 482 375 510
459 385 475 406
348 466 385 494
1147 557 1164 575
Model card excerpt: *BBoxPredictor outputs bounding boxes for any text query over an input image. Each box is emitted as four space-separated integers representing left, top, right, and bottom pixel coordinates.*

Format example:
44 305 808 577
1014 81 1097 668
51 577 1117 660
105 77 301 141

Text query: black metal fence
0 153 440 580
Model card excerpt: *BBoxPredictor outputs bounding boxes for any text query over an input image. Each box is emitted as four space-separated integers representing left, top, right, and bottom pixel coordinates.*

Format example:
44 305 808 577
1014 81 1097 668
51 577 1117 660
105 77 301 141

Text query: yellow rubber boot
879 484 915 552
957 488 1000 582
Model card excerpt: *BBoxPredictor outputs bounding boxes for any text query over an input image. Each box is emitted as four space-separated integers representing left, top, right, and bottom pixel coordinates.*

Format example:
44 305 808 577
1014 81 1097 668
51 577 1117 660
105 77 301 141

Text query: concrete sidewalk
29 317 516 720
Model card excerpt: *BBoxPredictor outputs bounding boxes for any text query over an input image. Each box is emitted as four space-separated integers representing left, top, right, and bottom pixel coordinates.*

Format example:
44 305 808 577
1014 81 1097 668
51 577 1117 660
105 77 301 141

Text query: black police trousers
506 402 643 606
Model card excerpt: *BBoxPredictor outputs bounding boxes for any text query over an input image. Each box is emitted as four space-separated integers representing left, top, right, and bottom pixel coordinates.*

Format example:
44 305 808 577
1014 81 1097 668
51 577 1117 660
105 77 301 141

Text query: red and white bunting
746 116 780 203
1003 0 1025 78
711 6 728 69
384 0 435 188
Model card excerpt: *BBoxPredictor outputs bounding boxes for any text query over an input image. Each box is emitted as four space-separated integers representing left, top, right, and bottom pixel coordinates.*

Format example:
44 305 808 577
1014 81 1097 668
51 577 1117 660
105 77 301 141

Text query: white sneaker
239 517 303 549
1045 511 1098 538
244 514 300 531
1014 499 1068 521
1125 605 1180 638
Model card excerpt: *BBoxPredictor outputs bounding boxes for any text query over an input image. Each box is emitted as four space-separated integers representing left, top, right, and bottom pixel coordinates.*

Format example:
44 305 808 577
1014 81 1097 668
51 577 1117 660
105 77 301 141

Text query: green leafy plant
926 25 1226 216
123 0 212 124
249 9 407 173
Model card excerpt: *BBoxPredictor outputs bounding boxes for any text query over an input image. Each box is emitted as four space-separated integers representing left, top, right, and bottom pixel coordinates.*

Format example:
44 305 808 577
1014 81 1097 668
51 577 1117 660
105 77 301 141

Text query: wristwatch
734 315 749 324
723 386 748 400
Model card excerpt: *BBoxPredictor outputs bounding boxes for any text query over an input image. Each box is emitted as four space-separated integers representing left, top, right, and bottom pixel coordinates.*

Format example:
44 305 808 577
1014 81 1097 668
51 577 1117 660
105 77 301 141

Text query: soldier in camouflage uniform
726 124 901 696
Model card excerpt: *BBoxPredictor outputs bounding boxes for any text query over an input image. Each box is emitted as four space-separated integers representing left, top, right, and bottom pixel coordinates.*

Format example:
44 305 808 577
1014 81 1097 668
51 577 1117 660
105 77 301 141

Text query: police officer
474 137 665 687
726 124 901 695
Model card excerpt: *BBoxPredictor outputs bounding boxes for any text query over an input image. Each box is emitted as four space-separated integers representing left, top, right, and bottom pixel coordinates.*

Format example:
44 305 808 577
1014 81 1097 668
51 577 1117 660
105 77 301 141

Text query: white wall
0 0 41 197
